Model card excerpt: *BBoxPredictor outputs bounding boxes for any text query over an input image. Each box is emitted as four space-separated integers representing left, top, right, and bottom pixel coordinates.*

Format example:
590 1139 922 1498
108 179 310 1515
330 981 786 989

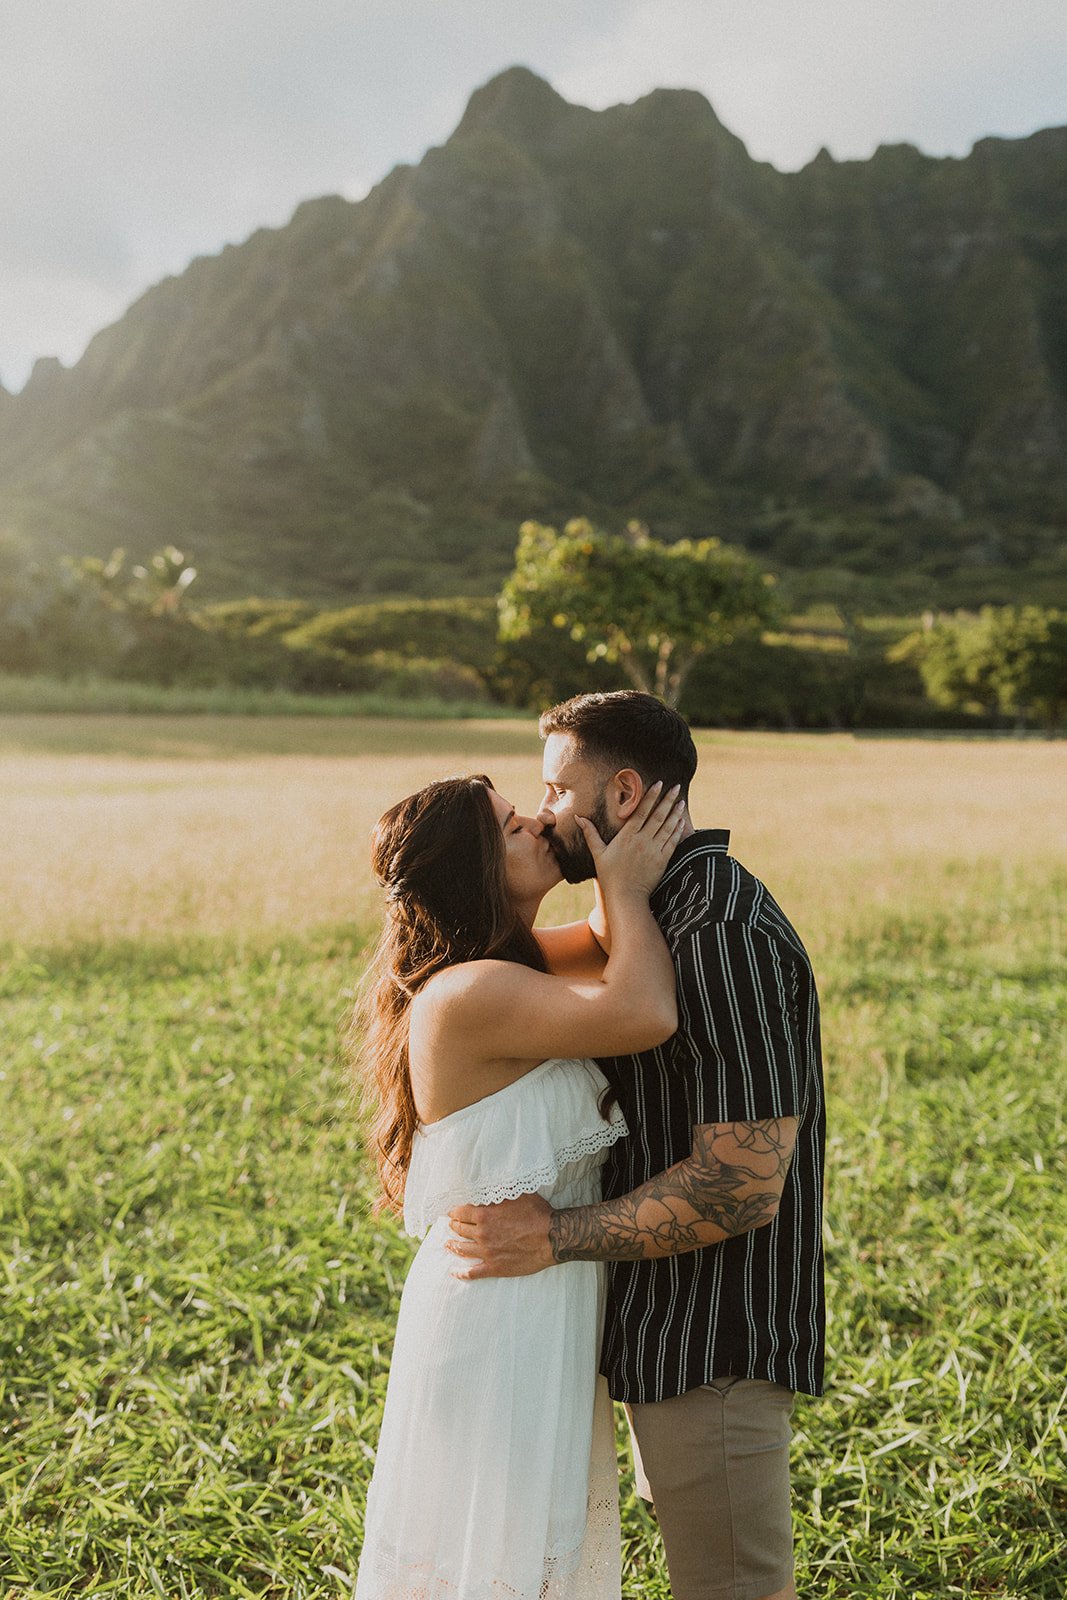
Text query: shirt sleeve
674 921 807 1122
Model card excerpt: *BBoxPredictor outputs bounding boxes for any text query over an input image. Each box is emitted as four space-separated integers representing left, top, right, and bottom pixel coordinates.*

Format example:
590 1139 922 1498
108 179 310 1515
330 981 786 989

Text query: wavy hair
352 775 548 1214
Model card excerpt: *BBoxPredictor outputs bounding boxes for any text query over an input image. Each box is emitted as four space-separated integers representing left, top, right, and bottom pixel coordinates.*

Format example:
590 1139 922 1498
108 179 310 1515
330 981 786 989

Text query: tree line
0 523 1062 730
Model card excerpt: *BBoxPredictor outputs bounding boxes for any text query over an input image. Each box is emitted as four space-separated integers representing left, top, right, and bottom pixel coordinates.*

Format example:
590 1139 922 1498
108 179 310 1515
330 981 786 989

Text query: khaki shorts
627 1376 795 1600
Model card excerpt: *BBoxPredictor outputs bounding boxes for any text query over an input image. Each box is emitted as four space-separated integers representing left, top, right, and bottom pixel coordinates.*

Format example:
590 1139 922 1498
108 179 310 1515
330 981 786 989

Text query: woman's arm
534 920 607 981
420 784 683 1065
587 880 611 956
539 881 613 969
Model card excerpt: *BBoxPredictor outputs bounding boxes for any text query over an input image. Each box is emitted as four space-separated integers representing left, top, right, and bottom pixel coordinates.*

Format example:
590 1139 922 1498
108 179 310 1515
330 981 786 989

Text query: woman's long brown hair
352 775 548 1215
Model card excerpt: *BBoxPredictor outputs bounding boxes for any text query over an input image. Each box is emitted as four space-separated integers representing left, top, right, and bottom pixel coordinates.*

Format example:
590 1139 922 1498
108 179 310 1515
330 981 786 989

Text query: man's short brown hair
539 690 698 800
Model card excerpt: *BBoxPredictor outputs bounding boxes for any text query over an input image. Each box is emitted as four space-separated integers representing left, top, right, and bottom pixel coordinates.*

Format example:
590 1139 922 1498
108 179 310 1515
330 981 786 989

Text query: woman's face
488 788 562 908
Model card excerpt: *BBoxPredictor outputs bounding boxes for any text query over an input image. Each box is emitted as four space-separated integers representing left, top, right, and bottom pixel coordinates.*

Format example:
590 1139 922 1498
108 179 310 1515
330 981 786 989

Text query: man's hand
447 1193 555 1279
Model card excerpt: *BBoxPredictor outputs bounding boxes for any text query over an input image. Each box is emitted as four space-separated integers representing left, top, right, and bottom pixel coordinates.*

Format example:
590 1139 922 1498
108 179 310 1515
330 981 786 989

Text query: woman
354 772 683 1600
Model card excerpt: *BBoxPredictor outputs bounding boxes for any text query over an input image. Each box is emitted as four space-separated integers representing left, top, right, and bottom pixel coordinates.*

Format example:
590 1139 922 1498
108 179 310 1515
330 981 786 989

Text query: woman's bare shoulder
409 962 552 1114
415 959 545 1018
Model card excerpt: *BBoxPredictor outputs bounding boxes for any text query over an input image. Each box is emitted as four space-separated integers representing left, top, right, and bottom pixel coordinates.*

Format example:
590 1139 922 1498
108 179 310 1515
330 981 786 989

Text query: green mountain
2 67 1065 603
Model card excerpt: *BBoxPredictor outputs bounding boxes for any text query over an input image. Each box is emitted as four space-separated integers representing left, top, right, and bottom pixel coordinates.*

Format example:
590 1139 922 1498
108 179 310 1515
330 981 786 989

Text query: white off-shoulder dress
355 1057 627 1600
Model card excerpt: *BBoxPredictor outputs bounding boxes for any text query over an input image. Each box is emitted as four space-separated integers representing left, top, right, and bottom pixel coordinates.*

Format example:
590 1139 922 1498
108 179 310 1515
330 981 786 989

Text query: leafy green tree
893 606 1067 729
0 533 132 674
285 598 498 670
76 546 197 616
194 598 320 640
498 519 778 706
981 607 1067 727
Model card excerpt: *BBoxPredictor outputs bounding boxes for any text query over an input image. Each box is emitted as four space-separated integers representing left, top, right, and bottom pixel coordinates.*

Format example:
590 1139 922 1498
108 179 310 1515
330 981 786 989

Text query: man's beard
547 795 617 883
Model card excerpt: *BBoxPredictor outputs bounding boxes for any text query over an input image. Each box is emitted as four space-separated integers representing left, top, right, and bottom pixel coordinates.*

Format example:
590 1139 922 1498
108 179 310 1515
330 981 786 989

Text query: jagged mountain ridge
2 66 1065 599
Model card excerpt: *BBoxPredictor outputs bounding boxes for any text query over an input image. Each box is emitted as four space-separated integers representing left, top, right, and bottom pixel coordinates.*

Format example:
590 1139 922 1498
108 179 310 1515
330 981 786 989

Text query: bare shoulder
415 958 542 1021
410 961 553 1116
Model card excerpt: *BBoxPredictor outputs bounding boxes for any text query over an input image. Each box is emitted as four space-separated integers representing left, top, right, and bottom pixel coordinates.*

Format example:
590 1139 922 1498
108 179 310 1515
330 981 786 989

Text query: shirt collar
651 828 731 906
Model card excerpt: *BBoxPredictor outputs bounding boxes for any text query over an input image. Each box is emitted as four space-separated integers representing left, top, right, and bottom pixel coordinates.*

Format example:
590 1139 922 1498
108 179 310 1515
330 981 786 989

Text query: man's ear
613 769 646 820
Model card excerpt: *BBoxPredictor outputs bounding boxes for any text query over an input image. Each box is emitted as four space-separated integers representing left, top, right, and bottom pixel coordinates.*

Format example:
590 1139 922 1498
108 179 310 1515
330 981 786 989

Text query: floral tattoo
548 1118 796 1263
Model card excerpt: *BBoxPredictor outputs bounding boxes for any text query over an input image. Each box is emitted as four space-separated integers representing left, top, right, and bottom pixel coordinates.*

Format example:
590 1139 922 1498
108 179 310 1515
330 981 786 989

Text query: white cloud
1 0 1065 390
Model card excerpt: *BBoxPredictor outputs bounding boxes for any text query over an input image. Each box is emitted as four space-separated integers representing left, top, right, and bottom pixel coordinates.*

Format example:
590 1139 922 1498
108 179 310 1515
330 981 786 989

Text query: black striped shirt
599 830 826 1403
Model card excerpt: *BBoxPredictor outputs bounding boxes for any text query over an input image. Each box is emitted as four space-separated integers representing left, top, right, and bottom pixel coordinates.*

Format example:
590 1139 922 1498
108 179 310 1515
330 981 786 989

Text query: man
448 690 825 1600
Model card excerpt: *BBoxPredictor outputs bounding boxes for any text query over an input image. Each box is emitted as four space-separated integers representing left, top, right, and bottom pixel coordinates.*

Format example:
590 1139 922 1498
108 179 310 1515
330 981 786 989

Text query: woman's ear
614 769 646 820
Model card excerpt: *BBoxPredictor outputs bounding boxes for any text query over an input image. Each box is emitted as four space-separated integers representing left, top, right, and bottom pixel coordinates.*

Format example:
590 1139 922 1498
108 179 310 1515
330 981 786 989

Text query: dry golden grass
1 715 1064 949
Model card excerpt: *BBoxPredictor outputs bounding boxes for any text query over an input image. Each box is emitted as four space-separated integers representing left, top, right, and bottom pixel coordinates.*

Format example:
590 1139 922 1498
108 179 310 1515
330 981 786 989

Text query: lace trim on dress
404 1115 627 1240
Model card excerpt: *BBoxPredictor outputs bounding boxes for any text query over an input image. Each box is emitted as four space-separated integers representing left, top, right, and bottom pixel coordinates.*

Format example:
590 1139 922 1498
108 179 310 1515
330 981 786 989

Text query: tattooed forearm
549 1117 798 1264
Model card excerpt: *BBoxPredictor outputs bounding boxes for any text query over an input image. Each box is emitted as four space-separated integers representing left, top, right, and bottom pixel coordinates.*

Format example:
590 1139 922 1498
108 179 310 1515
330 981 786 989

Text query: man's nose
535 800 555 830
517 810 545 836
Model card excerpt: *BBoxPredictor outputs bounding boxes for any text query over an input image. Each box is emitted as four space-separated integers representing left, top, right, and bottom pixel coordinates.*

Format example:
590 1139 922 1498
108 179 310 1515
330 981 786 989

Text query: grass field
1 717 1064 1597
0 675 513 721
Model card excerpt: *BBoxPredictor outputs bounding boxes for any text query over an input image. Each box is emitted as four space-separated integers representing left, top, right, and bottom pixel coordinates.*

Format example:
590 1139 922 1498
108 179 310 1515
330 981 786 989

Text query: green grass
0 710 543 761
1 881 1064 1596
0 674 512 720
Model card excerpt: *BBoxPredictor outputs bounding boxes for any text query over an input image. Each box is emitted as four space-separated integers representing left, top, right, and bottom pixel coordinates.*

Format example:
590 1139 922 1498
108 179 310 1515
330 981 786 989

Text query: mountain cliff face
2 67 1065 599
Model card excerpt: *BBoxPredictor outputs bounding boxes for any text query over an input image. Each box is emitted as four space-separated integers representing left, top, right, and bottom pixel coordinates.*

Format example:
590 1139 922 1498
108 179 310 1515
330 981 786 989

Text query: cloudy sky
3 0 1065 392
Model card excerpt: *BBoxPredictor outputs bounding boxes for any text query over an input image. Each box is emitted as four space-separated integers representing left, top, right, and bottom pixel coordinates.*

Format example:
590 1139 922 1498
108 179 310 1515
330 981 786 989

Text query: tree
498 519 778 706
981 607 1067 729
892 606 1067 730
75 545 198 616
285 597 497 670
0 533 132 675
